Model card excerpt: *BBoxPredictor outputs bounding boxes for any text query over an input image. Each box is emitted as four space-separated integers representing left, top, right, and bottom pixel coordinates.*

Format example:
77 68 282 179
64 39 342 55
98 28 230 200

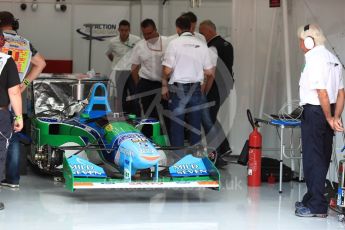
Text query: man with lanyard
130 19 168 120
295 24 344 217
106 20 141 115
0 11 46 188
0 30 23 210
162 16 213 149
167 11 206 43
199 19 234 167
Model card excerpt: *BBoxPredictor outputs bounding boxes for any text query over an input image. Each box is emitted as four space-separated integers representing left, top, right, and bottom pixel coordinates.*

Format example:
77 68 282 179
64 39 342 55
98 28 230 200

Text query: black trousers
136 78 170 137
136 78 162 119
115 70 140 116
206 89 231 155
301 104 334 213
0 110 12 182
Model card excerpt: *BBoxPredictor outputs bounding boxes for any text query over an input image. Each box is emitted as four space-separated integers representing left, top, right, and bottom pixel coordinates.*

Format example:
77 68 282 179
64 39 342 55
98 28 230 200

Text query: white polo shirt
209 46 218 67
162 32 213 84
106 34 141 70
299 45 343 105
130 35 168 82
167 31 206 44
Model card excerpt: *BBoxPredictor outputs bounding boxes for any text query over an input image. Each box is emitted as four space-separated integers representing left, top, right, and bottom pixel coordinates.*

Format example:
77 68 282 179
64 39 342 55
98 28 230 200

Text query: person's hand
20 78 31 93
326 117 335 130
201 83 206 94
133 78 139 86
333 117 344 132
19 82 26 93
13 119 23 132
161 85 169 100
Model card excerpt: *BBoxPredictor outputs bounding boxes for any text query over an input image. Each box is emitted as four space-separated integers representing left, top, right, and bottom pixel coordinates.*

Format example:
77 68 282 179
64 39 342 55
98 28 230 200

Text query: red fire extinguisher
247 110 262 187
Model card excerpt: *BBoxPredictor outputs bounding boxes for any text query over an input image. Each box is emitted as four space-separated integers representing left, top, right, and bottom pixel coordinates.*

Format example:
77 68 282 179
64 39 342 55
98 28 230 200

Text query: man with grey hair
295 23 345 217
199 19 234 167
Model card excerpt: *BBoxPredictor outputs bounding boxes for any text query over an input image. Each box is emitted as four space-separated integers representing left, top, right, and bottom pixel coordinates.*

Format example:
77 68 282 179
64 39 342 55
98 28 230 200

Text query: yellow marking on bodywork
105 124 113 132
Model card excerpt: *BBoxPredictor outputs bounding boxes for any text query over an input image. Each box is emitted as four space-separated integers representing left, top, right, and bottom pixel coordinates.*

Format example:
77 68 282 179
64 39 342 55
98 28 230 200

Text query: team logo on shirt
123 41 136 48
183 44 200 48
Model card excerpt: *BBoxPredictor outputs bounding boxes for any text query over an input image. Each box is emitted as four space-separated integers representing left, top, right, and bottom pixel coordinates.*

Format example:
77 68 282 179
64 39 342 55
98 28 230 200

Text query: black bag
237 140 249 166
261 157 292 182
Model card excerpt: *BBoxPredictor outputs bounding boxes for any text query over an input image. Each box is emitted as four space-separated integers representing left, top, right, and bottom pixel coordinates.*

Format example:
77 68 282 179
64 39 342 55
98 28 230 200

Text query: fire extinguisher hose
247 109 255 130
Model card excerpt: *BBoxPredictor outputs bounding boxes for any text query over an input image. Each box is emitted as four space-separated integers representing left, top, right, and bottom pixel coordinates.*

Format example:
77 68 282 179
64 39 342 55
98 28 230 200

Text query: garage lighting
31 0 38 11
190 0 201 8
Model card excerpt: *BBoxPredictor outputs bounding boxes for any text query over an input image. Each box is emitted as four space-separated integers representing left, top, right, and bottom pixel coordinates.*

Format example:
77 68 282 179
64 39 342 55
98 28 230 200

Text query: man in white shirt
182 12 206 42
106 20 141 115
295 24 345 218
167 11 206 44
130 19 168 120
162 16 213 148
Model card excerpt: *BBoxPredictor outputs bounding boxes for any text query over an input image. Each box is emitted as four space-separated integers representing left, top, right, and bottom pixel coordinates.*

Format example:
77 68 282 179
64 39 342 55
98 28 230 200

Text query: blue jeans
0 110 12 182
201 95 219 151
169 83 202 147
4 132 20 184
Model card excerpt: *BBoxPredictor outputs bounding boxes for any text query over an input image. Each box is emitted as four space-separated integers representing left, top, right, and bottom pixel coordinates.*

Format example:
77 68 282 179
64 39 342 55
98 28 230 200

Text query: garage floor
0 163 343 230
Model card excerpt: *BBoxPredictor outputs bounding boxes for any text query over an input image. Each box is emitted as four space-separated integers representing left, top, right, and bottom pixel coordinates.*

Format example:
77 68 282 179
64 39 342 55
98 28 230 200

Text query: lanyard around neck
146 36 162 52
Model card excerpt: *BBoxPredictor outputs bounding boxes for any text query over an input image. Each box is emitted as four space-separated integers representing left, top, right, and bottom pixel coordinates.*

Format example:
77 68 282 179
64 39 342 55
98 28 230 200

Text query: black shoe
219 148 232 158
0 202 4 210
139 168 152 180
215 157 228 168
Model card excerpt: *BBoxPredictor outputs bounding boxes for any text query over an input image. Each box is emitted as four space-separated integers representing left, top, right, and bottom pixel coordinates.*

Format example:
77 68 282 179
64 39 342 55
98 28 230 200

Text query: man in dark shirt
0 11 46 188
0 30 23 210
199 20 234 166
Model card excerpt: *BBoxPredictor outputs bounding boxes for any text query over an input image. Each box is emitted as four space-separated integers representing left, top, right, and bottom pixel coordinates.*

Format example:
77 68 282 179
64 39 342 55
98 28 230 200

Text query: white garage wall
129 1 142 36
0 1 72 60
0 1 131 75
160 0 232 38
72 2 131 75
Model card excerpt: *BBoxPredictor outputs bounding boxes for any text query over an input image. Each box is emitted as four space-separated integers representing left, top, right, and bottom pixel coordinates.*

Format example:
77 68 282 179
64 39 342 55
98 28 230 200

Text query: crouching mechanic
0 30 23 210
0 11 46 188
295 24 345 217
